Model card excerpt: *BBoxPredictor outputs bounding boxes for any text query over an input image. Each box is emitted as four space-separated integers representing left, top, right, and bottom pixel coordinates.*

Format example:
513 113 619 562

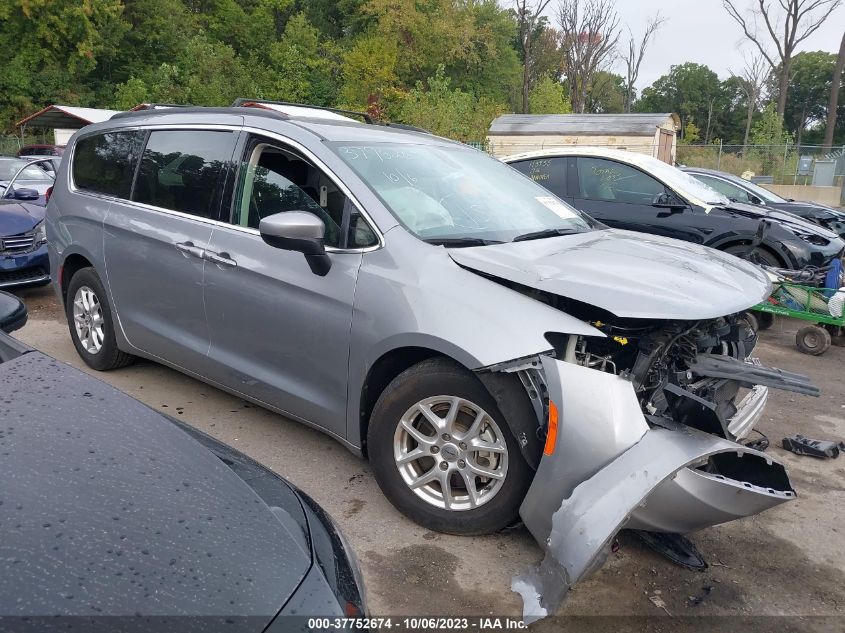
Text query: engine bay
499 281 818 441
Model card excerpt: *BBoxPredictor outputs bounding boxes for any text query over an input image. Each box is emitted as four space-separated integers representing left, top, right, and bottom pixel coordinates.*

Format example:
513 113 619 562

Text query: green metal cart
750 281 844 356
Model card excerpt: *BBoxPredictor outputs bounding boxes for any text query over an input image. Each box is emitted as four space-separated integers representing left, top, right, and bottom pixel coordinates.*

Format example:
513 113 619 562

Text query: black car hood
0 351 311 620
720 201 840 239
774 200 845 220
0 199 44 235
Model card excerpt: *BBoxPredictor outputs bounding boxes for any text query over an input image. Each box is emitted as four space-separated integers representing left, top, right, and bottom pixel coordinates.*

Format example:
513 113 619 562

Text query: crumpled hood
449 229 771 320
724 201 840 239
780 200 845 220
0 200 44 236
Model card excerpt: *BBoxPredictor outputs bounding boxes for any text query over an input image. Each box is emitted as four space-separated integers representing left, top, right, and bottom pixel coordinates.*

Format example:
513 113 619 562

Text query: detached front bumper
513 358 795 623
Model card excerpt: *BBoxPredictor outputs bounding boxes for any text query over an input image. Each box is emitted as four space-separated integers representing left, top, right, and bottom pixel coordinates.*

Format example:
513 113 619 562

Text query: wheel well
718 240 787 267
359 347 444 456
60 254 93 305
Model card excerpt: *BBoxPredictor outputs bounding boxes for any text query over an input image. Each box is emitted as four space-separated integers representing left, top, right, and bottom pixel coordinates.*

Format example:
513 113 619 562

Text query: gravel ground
9 284 845 631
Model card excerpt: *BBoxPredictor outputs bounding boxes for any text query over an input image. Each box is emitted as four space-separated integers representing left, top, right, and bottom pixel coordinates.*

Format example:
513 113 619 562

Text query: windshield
331 143 593 243
734 176 787 203
0 159 51 182
638 156 729 206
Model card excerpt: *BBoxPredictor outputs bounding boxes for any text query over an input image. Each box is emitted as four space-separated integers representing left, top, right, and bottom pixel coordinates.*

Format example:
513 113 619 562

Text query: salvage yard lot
13 285 845 629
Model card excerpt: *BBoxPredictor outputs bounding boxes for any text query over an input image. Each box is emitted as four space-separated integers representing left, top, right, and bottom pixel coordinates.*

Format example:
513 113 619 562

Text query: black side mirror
12 187 40 201
0 291 27 333
749 195 762 205
652 191 684 210
259 211 332 276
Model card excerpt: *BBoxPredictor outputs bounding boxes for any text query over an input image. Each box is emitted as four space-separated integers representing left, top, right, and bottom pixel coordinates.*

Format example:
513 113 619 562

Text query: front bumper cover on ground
512 357 795 623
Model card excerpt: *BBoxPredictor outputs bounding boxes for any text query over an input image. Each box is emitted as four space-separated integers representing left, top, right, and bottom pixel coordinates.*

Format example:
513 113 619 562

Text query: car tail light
543 401 559 456
45 186 53 203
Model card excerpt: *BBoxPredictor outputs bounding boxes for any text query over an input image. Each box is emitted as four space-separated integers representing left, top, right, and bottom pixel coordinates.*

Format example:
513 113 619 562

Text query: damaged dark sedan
47 105 819 623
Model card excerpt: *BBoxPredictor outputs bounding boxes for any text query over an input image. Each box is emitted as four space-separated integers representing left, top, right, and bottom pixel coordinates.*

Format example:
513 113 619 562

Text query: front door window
577 157 665 204
232 142 376 249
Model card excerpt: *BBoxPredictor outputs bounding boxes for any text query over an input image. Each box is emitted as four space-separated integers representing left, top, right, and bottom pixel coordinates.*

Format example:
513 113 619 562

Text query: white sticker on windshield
535 196 578 219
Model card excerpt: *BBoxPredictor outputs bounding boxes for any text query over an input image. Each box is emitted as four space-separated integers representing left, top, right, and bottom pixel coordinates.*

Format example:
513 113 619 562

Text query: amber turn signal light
543 400 558 456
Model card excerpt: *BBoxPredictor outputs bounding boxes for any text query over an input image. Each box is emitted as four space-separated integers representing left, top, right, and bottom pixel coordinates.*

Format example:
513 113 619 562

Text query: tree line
0 0 843 147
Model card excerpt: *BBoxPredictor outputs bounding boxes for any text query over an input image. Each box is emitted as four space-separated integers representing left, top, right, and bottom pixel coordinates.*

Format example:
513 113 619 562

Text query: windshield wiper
424 237 504 248
512 228 577 242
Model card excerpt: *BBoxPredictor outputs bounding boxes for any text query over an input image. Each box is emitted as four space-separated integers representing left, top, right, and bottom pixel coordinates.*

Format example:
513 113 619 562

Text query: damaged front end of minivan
464 251 818 622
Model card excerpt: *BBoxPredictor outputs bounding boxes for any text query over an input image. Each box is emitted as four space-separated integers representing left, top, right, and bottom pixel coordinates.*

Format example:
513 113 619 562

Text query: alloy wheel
393 395 509 511
72 285 105 354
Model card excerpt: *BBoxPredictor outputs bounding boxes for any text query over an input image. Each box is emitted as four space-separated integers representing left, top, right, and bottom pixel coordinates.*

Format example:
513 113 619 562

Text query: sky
542 0 845 89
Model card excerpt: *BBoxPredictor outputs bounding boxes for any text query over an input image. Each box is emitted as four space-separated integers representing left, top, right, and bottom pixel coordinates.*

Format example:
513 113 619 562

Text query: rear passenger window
133 130 235 220
72 131 145 198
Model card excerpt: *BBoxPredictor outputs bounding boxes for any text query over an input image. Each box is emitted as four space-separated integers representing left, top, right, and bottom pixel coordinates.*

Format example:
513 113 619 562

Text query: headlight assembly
784 225 828 246
33 221 46 246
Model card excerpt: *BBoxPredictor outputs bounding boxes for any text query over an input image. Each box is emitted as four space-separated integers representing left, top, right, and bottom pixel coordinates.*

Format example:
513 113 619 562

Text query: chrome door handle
174 242 205 259
203 250 238 268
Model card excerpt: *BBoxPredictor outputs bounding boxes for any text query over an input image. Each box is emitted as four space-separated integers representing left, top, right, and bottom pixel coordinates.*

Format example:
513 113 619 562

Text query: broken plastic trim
512 427 794 623
688 353 819 397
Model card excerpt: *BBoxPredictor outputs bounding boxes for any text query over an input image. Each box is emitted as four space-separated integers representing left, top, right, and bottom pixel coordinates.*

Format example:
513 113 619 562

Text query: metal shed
16 105 121 146
487 113 680 163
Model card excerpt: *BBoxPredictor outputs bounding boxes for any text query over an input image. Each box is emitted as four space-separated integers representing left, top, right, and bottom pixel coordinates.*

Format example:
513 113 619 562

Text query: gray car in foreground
47 104 817 621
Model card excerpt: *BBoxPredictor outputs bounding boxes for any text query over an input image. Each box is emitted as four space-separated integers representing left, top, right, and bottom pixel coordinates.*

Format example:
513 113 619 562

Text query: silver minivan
47 104 814 618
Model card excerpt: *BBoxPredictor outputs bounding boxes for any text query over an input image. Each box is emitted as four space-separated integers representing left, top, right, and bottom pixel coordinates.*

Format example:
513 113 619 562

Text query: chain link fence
676 143 845 187
1 133 54 156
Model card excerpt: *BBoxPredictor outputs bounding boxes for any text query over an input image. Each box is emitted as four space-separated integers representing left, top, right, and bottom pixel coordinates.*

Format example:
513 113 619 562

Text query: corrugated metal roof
17 105 121 129
488 113 678 136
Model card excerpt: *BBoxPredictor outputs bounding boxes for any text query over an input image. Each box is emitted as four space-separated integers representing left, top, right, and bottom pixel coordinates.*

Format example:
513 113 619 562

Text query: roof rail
231 99 374 124
130 103 192 111
233 99 433 134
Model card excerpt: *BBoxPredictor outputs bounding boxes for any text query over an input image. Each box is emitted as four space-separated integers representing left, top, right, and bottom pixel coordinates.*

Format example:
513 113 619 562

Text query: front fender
705 232 800 268
345 229 603 446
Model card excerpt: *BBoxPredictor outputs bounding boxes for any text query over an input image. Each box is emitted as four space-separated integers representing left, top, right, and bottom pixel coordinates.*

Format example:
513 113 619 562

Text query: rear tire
795 325 831 356
367 358 533 535
66 267 134 371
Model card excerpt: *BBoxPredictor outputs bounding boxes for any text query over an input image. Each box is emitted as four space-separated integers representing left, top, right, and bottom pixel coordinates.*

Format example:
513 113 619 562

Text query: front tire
756 312 774 330
367 358 533 535
724 244 782 267
66 267 134 371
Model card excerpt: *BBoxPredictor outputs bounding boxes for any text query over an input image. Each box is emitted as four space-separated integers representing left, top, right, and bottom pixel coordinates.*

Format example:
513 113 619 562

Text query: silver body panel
104 198 214 369
513 425 792 623
514 357 794 622
201 226 362 438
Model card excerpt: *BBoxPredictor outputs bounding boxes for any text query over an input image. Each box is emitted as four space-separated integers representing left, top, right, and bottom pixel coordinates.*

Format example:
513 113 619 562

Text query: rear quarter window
72 131 146 198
